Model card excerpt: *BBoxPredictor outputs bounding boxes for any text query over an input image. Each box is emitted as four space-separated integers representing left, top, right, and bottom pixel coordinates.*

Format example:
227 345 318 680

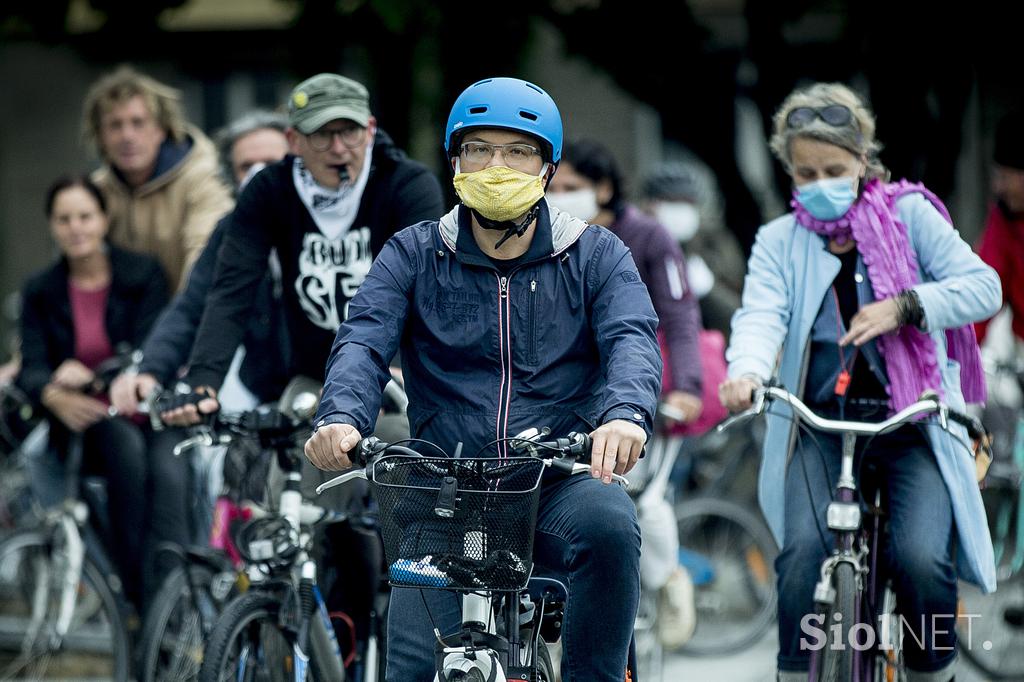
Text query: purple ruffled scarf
791 178 986 410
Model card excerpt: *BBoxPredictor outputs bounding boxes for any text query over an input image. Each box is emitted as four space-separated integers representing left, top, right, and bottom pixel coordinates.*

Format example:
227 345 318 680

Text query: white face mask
655 202 700 242
547 188 600 222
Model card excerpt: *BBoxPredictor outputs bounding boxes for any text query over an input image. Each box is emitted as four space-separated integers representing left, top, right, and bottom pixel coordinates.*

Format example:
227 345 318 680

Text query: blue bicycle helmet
444 77 563 164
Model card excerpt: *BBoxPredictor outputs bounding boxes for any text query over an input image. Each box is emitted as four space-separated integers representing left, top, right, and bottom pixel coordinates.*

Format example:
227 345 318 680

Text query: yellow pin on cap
293 91 309 108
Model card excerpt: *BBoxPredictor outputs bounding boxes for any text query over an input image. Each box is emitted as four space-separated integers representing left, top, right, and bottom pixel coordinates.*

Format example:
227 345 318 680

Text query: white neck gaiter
292 140 374 240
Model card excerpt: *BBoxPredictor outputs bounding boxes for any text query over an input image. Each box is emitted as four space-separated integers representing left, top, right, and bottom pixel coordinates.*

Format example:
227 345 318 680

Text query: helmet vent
518 110 538 121
468 106 488 114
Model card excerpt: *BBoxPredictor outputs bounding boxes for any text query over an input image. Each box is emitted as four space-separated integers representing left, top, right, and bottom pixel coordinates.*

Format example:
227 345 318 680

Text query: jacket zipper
496 274 513 459
528 280 538 365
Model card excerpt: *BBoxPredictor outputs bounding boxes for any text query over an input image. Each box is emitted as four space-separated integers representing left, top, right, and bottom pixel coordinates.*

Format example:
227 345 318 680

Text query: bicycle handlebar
170 406 308 457
315 430 628 496
718 385 987 443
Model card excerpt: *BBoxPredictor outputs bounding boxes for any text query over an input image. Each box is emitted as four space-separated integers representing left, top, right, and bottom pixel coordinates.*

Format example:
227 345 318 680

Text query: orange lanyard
832 286 858 397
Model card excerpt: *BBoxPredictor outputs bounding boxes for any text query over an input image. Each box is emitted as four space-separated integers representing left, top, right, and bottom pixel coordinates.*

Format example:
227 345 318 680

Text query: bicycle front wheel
957 575 1024 678
199 590 343 682
139 562 236 682
816 561 856 682
633 588 664 682
536 638 555 682
674 496 778 655
0 530 130 681
956 486 1024 679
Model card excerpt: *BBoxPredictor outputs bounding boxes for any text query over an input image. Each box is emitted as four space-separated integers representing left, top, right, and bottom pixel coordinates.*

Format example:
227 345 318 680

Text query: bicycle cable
471 435 570 459
766 404 839 553
419 588 447 648
763 396 980 556
377 437 450 458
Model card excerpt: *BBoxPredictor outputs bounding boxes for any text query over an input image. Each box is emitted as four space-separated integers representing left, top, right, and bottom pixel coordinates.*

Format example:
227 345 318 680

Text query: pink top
69 282 113 371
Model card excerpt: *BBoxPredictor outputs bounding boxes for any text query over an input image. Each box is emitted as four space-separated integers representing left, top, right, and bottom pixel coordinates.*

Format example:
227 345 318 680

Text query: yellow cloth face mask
452 165 546 223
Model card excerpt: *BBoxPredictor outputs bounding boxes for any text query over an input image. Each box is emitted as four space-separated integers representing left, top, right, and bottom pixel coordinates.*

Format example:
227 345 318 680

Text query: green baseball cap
288 73 371 134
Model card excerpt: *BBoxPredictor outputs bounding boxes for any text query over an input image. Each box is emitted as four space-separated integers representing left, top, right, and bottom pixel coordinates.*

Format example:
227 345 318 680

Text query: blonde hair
769 82 889 181
82 65 188 153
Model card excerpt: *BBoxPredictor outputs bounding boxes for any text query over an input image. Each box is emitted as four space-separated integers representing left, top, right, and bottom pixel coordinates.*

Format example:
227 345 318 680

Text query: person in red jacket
976 108 1024 344
978 110 1024 631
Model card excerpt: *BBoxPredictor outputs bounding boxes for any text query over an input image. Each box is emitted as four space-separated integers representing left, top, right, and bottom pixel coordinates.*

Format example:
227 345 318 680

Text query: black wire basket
370 455 546 591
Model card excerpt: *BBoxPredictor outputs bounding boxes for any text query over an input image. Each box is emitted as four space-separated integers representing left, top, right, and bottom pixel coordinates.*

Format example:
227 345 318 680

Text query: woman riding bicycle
16 175 177 614
718 82 1000 681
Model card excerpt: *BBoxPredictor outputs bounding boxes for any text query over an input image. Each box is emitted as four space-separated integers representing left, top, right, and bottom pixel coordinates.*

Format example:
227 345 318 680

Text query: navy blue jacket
138 216 290 402
315 202 663 457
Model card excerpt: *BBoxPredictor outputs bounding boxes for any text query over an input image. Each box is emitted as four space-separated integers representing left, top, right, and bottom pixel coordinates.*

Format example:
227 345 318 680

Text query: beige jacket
92 125 233 291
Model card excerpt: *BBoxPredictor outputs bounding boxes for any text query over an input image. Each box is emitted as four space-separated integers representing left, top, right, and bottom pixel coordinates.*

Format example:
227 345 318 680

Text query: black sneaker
1006 605 1024 627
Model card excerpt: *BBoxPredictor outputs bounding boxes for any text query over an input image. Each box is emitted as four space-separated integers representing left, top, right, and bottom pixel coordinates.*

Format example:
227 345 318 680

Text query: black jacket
138 216 290 402
187 129 444 389
17 244 169 405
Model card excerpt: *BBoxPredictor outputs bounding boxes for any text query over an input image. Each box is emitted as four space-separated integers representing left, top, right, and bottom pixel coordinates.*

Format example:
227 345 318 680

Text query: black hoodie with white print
187 130 444 390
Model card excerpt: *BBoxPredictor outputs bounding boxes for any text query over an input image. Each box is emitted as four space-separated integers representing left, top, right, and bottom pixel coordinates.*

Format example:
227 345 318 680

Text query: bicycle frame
176 407 350 682
44 435 89 648
805 426 875 682
720 386 985 681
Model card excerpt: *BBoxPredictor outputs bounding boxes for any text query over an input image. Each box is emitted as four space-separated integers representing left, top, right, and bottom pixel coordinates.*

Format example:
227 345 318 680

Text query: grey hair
769 82 889 181
213 110 289 186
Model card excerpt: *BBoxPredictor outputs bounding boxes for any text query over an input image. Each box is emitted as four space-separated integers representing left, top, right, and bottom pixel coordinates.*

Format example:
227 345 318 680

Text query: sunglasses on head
785 105 856 130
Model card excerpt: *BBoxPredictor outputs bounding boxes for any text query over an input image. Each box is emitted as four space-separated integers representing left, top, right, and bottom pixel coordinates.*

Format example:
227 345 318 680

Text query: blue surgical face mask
795 177 858 220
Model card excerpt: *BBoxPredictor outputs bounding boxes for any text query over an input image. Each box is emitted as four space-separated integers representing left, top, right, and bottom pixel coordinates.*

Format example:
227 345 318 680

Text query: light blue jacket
727 192 1002 592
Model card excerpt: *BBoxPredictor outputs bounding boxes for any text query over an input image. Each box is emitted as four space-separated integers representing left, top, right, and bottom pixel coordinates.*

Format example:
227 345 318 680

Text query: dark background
1 0 1021 358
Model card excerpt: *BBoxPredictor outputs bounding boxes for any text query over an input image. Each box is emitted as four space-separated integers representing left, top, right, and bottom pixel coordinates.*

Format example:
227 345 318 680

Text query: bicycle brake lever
315 469 368 494
716 409 757 433
567 462 631 489
717 386 769 434
172 430 216 457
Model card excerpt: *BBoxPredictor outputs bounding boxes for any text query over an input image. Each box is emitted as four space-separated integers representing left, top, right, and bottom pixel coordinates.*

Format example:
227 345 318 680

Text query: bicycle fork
433 592 507 682
814 433 865 603
26 508 88 653
810 432 868 682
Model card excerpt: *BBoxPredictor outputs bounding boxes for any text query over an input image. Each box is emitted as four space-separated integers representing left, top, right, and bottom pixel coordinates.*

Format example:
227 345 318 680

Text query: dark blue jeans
775 421 958 674
384 473 641 682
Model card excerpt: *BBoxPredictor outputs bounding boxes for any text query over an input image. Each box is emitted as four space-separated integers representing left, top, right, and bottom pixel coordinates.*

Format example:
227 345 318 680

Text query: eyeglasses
785 105 857 130
306 125 366 152
459 142 541 171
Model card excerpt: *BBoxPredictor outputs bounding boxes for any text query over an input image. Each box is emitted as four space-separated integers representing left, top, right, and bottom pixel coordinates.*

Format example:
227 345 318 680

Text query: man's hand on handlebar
718 376 763 412
305 422 362 471
160 386 219 426
110 372 159 417
590 419 646 484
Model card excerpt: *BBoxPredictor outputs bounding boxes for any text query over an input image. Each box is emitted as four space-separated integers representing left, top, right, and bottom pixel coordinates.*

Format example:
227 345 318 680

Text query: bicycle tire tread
819 561 856 682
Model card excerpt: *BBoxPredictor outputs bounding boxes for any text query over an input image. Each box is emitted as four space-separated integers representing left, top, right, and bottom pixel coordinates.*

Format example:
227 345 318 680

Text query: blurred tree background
1 0 1022 357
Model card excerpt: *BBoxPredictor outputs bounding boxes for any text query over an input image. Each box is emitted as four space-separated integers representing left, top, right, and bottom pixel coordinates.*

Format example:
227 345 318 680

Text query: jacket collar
97 124 206 196
437 198 590 258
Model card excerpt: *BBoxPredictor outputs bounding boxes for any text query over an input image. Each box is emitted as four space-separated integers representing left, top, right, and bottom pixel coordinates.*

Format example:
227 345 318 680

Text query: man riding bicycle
161 73 444 416
304 77 662 681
